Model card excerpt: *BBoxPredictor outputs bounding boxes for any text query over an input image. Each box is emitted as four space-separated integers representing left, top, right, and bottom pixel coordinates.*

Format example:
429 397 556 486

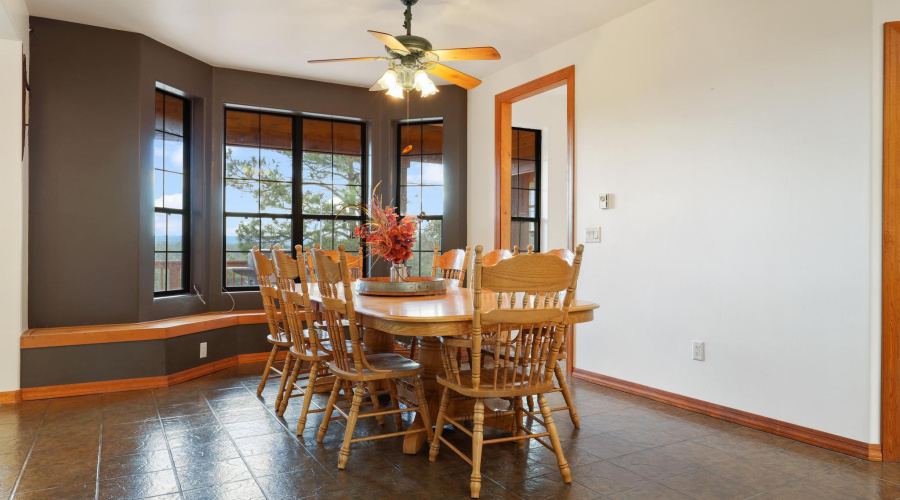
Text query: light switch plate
585 227 601 243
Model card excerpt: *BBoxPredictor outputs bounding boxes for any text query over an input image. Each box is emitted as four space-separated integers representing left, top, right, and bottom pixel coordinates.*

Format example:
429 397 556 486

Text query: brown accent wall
28 17 467 327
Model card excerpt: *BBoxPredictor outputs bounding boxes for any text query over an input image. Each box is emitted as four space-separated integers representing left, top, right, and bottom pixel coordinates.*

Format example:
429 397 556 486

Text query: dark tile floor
0 363 897 499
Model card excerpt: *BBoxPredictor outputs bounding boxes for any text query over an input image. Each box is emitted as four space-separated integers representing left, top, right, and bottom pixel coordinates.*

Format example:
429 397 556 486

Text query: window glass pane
155 252 166 292
226 216 258 251
226 111 260 146
155 92 165 131
420 219 442 251
302 152 332 184
260 149 292 182
261 218 292 250
167 214 183 251
511 129 519 159
406 252 421 278
225 252 256 288
518 160 536 189
164 95 184 136
163 172 183 209
302 184 332 215
226 146 259 180
400 157 421 185
422 123 443 155
333 185 361 216
225 179 259 213
333 155 361 185
404 186 421 215
260 114 292 149
518 130 536 160
511 159 520 189
154 132 164 170
260 181 291 214
164 134 184 173
400 124 422 155
154 170 164 208
334 220 360 251
333 122 362 154
303 119 332 152
422 186 443 216
421 155 443 186
154 213 166 251
167 253 183 290
303 219 334 249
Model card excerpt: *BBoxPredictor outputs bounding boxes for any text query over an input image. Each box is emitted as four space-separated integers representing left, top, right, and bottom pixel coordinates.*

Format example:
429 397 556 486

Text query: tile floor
0 363 897 499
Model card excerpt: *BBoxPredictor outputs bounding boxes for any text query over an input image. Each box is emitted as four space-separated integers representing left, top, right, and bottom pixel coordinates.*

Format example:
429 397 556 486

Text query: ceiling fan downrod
402 0 418 36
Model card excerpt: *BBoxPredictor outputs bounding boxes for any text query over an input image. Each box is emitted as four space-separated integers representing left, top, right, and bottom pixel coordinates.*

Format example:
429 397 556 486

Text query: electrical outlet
585 227 601 243
692 341 705 361
200 342 208 359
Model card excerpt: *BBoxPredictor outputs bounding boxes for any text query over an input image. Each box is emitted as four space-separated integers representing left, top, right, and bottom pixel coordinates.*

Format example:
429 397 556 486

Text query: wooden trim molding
20 310 269 349
19 351 287 401
494 65 575 250
884 21 900 463
573 368 881 461
0 390 22 405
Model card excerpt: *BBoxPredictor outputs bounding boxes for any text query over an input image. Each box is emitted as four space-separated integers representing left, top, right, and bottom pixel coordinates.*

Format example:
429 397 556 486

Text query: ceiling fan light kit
310 0 501 98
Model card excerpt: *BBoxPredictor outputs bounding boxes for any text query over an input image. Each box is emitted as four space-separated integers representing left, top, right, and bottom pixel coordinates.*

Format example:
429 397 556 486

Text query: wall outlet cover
200 342 208 359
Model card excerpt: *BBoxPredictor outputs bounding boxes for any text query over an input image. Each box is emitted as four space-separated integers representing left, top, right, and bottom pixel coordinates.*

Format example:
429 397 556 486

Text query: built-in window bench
19 311 279 400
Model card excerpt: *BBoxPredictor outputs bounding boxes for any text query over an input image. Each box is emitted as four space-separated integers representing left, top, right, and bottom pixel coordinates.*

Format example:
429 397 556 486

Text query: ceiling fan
309 0 501 98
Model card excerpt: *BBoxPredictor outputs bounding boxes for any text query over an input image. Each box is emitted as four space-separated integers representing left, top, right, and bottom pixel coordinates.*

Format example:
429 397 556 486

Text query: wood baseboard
572 368 882 462
19 350 288 401
0 390 22 404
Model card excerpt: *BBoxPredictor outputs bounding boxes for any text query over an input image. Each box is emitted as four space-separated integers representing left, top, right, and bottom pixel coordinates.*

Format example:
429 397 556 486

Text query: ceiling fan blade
308 56 388 64
369 80 383 92
427 63 482 90
427 47 501 61
368 30 409 54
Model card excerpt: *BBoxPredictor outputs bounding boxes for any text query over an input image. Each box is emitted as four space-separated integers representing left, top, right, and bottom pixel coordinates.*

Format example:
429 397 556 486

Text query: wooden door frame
494 65 576 374
884 22 900 462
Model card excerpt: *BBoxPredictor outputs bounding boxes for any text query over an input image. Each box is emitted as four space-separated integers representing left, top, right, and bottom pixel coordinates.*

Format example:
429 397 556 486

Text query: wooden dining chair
249 247 293 402
312 245 434 469
307 243 364 282
429 245 584 498
272 247 351 434
406 246 473 360
536 247 579 426
431 246 471 285
482 248 515 267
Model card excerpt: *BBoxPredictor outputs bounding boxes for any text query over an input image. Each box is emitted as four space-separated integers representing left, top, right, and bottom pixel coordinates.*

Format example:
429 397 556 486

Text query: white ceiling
25 0 654 88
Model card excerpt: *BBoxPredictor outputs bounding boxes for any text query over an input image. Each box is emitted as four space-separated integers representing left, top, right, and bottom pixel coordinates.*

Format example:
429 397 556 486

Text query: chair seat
437 369 556 398
328 353 424 381
267 331 293 346
290 339 366 360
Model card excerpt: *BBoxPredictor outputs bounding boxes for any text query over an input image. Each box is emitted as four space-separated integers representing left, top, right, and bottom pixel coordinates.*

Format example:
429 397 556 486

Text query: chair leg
470 398 485 499
296 361 319 434
554 363 580 428
412 375 433 442
256 345 279 396
387 379 403 430
338 382 364 470
278 356 303 416
513 397 524 450
429 387 452 461
526 395 534 413
274 351 293 410
366 382 385 425
317 378 342 443
538 393 571 483
409 337 418 360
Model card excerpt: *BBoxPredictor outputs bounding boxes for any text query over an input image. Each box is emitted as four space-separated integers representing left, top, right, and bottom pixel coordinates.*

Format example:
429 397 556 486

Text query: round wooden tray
356 277 448 297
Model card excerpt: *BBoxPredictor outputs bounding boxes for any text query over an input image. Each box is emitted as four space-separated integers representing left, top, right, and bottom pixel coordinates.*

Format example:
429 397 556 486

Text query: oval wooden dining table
307 282 599 454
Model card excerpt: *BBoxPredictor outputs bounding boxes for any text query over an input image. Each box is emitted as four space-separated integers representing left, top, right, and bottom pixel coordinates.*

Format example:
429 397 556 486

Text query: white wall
0 0 27 397
512 88 568 252
469 0 884 443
